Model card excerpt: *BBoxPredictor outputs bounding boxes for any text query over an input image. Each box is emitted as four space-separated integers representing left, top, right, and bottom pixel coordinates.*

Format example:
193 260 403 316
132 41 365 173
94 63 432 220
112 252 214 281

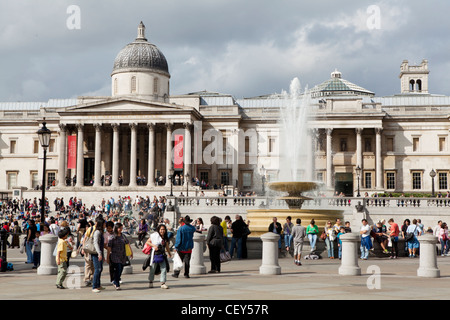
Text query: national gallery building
0 22 449 199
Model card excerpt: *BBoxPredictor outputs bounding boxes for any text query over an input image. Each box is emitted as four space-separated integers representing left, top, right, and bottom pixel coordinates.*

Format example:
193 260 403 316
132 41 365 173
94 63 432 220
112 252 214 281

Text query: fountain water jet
247 78 343 237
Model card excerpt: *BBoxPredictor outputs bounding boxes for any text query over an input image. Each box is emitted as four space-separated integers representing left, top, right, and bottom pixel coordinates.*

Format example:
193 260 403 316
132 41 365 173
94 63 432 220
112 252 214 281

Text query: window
386 137 394 152
364 172 372 189
386 172 395 190
33 140 39 154
7 172 17 190
31 171 39 189
200 171 209 183
221 171 230 185
439 172 448 190
47 172 56 187
439 137 446 152
49 139 56 153
364 138 372 152
268 137 276 153
316 172 324 182
131 76 137 93
412 172 422 189
413 137 419 152
10 140 17 154
245 137 250 154
242 172 252 188
114 78 118 95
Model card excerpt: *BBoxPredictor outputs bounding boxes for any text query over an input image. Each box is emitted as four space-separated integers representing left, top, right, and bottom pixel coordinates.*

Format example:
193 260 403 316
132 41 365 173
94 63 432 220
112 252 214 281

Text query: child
56 228 69 289
337 227 346 260
32 231 41 269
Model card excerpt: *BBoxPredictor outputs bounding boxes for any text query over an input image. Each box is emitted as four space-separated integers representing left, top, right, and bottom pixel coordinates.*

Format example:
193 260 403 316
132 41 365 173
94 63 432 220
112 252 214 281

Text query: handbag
220 251 231 263
320 231 327 241
125 243 132 257
142 255 151 271
405 226 417 242
83 227 97 254
142 243 152 255
83 235 96 254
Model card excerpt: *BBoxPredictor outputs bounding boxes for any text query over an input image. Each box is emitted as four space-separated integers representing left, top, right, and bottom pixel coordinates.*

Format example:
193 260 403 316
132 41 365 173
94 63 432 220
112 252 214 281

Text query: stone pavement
2 243 450 302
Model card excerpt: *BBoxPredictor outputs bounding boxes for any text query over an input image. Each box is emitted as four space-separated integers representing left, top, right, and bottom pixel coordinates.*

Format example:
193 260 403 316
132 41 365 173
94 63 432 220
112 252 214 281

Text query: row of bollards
258 232 441 278
36 231 440 278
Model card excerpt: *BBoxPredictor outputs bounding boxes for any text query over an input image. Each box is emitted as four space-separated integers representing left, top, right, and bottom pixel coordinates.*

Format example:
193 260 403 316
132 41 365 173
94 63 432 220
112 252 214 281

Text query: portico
56 97 202 190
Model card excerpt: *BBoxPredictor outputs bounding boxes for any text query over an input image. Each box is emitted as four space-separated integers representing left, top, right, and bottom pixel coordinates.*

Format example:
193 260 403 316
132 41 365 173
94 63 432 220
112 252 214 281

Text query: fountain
247 78 343 237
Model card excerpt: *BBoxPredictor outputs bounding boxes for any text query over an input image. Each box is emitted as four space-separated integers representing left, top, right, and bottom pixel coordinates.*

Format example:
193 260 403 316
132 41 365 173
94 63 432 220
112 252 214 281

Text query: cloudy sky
1 0 449 102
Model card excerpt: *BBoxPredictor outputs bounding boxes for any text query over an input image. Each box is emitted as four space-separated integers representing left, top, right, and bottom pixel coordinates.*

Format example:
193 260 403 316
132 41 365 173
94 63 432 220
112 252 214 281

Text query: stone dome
112 22 170 77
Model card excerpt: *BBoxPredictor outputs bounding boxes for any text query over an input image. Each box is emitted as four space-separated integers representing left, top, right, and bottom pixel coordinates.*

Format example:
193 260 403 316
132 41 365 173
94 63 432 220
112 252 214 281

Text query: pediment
60 97 188 114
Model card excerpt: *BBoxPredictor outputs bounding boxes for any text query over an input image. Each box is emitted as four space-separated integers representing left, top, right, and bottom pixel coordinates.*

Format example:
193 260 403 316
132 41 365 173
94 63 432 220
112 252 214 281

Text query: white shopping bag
173 252 183 271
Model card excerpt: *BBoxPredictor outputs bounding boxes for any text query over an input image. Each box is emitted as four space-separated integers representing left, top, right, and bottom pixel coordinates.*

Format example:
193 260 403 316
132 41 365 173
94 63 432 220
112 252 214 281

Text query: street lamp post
37 121 51 220
355 165 362 197
169 168 174 197
430 169 436 197
185 172 190 198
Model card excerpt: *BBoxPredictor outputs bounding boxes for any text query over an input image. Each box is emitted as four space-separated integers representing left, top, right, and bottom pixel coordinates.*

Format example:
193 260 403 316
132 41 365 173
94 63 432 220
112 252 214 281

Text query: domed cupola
111 22 170 102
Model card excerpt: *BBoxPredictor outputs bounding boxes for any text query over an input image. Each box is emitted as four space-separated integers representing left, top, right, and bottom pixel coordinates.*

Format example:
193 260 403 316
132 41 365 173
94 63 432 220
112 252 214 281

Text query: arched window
114 78 118 95
416 79 422 92
409 79 415 92
131 76 137 93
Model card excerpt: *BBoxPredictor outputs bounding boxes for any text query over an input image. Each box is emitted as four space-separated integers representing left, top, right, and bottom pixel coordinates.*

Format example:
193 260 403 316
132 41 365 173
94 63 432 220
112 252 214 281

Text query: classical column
165 123 174 187
355 128 363 169
306 128 316 181
129 123 138 188
231 129 239 188
111 123 120 187
183 122 192 186
147 123 156 187
375 128 383 189
93 123 102 187
75 123 84 187
326 128 333 189
57 123 67 187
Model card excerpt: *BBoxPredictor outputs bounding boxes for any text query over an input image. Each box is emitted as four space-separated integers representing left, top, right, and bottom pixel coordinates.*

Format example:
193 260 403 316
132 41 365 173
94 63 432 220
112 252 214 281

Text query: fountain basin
246 208 344 237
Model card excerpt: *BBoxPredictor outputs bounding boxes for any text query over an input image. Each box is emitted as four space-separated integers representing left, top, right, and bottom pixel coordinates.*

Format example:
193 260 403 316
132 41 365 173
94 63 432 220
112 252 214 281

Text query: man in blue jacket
172 215 196 278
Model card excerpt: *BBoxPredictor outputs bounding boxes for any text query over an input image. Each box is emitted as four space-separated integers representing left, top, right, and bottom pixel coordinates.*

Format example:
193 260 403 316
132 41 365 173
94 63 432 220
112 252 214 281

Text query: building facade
0 23 449 199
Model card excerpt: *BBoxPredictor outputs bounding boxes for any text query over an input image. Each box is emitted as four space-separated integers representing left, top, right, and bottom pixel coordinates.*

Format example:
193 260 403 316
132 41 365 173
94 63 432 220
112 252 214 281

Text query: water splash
276 77 312 182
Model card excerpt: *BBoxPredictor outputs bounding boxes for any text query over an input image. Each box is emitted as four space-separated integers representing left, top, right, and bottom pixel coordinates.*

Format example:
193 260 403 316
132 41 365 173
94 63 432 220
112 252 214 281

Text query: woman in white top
146 224 172 289
324 221 336 259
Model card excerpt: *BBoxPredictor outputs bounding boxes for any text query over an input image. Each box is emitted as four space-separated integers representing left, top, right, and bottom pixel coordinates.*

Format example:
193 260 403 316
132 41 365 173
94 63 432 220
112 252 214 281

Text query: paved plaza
2 241 450 301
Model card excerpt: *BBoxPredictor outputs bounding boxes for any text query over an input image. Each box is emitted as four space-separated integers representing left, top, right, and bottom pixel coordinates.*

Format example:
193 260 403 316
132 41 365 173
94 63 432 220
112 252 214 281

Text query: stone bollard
417 234 440 278
338 233 361 276
259 233 281 275
37 234 58 275
190 232 206 274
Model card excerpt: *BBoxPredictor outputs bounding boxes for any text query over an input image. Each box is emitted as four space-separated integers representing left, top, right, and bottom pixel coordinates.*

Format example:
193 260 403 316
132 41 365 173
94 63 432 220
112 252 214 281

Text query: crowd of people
266 215 450 264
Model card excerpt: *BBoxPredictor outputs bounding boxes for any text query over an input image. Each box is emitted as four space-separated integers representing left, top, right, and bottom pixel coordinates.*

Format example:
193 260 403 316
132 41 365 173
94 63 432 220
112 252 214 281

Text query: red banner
67 135 77 169
174 134 184 169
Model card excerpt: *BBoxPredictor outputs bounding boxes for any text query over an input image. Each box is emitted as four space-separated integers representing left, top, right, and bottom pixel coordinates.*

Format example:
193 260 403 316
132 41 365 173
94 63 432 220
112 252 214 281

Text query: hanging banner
67 135 77 169
174 134 184 169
